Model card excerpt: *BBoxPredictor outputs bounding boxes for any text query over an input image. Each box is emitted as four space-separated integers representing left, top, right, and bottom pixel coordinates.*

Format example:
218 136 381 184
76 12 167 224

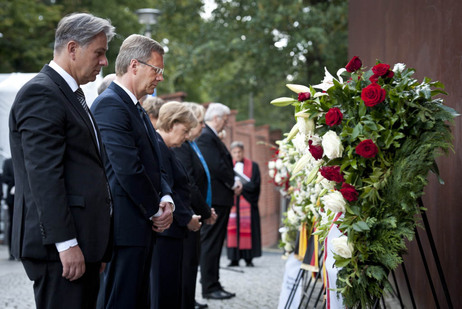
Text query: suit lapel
205 125 232 159
109 83 162 161
41 65 101 158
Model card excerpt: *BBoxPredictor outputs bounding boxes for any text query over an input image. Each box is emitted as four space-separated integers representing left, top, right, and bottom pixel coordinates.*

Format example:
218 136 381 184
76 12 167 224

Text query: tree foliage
0 0 347 131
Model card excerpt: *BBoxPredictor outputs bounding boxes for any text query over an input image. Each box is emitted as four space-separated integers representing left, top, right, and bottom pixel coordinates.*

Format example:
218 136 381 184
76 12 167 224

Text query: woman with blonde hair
173 102 217 309
150 101 202 309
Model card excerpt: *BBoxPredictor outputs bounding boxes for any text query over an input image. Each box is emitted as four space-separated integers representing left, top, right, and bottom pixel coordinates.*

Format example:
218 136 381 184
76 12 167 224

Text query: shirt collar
113 80 138 105
207 124 218 136
49 60 79 92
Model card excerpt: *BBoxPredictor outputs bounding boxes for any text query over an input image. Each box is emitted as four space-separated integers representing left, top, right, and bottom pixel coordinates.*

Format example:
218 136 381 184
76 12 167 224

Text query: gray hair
54 13 115 54
115 34 164 76
97 73 116 95
142 96 166 119
230 141 244 150
204 103 230 121
185 102 206 120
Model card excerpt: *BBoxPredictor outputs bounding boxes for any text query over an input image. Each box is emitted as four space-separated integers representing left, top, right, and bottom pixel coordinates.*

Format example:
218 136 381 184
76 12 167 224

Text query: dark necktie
75 87 90 114
136 102 161 160
75 87 100 151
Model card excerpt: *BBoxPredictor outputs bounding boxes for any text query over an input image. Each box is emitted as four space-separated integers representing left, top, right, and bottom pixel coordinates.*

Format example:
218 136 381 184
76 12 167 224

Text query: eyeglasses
136 59 164 75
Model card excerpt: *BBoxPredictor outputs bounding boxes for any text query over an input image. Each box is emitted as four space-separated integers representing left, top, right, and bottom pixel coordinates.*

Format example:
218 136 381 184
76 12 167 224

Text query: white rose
275 159 284 170
275 173 282 184
321 190 346 213
322 130 343 160
268 161 276 169
393 63 406 73
269 169 276 178
330 235 354 259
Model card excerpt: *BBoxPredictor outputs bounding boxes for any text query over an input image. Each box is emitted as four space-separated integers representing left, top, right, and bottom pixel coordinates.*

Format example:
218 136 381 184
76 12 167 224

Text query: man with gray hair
91 34 174 308
9 13 115 308
196 103 242 300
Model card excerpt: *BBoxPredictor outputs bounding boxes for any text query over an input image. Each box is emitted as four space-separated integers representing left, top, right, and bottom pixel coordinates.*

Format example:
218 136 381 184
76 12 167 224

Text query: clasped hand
152 202 174 233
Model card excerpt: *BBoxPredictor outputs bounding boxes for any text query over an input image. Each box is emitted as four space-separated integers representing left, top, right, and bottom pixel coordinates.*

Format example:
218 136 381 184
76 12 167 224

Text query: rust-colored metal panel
349 0 462 307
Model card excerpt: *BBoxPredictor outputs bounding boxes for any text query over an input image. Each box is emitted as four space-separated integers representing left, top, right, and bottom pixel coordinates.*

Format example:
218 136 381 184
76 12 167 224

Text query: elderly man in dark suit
8 13 115 309
91 34 174 309
197 103 242 300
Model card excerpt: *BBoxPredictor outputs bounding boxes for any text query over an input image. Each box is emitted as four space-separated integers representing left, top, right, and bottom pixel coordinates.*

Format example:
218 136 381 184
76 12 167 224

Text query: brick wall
222 111 282 248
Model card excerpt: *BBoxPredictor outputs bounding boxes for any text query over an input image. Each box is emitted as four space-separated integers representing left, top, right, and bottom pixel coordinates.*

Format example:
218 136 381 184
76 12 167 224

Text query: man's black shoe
227 260 239 267
195 300 208 308
203 289 236 300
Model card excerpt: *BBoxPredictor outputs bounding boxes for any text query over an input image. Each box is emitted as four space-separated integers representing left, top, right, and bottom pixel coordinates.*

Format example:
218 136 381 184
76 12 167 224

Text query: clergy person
227 141 262 267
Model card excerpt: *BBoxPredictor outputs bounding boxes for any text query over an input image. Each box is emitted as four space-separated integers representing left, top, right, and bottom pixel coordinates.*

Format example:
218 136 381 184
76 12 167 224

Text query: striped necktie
75 87 90 114
74 87 100 151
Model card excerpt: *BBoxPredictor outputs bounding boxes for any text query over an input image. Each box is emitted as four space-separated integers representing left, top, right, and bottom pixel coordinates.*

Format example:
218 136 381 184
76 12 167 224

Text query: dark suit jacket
196 125 234 206
8 64 112 263
91 82 171 246
172 142 211 220
2 158 14 206
157 136 193 239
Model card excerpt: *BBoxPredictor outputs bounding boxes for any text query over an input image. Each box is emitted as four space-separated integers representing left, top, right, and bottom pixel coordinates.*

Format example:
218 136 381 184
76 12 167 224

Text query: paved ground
0 244 401 309
0 245 287 309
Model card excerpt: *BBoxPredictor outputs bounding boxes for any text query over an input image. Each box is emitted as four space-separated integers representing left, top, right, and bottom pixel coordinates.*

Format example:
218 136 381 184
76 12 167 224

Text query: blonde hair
185 102 206 120
157 101 198 132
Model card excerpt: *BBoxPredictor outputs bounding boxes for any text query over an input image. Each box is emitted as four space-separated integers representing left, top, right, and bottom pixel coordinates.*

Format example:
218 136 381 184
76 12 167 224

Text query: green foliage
0 0 347 131
272 60 458 308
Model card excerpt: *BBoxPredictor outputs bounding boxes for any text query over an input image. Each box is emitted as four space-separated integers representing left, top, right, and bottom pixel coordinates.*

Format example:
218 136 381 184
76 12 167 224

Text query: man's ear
67 41 78 60
130 59 138 74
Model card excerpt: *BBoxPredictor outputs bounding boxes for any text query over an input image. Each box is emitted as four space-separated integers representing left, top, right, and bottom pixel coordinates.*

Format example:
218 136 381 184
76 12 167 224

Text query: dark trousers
22 259 100 309
98 245 153 309
150 236 183 309
200 204 231 294
181 230 200 309
7 202 13 257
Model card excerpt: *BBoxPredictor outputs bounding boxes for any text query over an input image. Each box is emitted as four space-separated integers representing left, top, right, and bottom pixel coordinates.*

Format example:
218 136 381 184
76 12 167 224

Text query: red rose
298 92 311 102
345 56 362 73
355 139 378 158
369 74 379 83
308 140 324 160
325 107 343 127
319 165 344 183
361 83 386 107
387 70 394 79
372 63 391 77
339 183 359 202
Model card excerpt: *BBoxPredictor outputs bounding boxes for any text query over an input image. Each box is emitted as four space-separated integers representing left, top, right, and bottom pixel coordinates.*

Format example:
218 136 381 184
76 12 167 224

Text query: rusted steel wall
349 1 462 307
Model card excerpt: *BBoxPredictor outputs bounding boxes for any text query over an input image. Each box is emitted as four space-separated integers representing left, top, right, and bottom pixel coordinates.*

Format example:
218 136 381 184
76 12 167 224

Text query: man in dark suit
2 158 15 260
8 13 115 309
91 34 174 309
197 103 242 300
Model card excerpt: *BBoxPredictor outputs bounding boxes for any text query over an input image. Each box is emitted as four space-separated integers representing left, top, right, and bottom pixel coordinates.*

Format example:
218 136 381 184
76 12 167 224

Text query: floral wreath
270 56 458 307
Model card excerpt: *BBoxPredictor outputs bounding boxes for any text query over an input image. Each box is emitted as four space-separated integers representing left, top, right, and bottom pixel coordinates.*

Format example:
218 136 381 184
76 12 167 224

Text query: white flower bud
321 190 346 213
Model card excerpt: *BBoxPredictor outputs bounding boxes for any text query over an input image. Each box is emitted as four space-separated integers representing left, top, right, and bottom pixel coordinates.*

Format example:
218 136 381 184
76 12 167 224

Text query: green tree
0 0 61 72
156 0 348 130
0 0 347 131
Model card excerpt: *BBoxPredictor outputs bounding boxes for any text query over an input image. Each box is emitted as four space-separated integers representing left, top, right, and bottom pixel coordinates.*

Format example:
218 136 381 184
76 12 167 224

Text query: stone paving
0 245 287 309
0 244 403 309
